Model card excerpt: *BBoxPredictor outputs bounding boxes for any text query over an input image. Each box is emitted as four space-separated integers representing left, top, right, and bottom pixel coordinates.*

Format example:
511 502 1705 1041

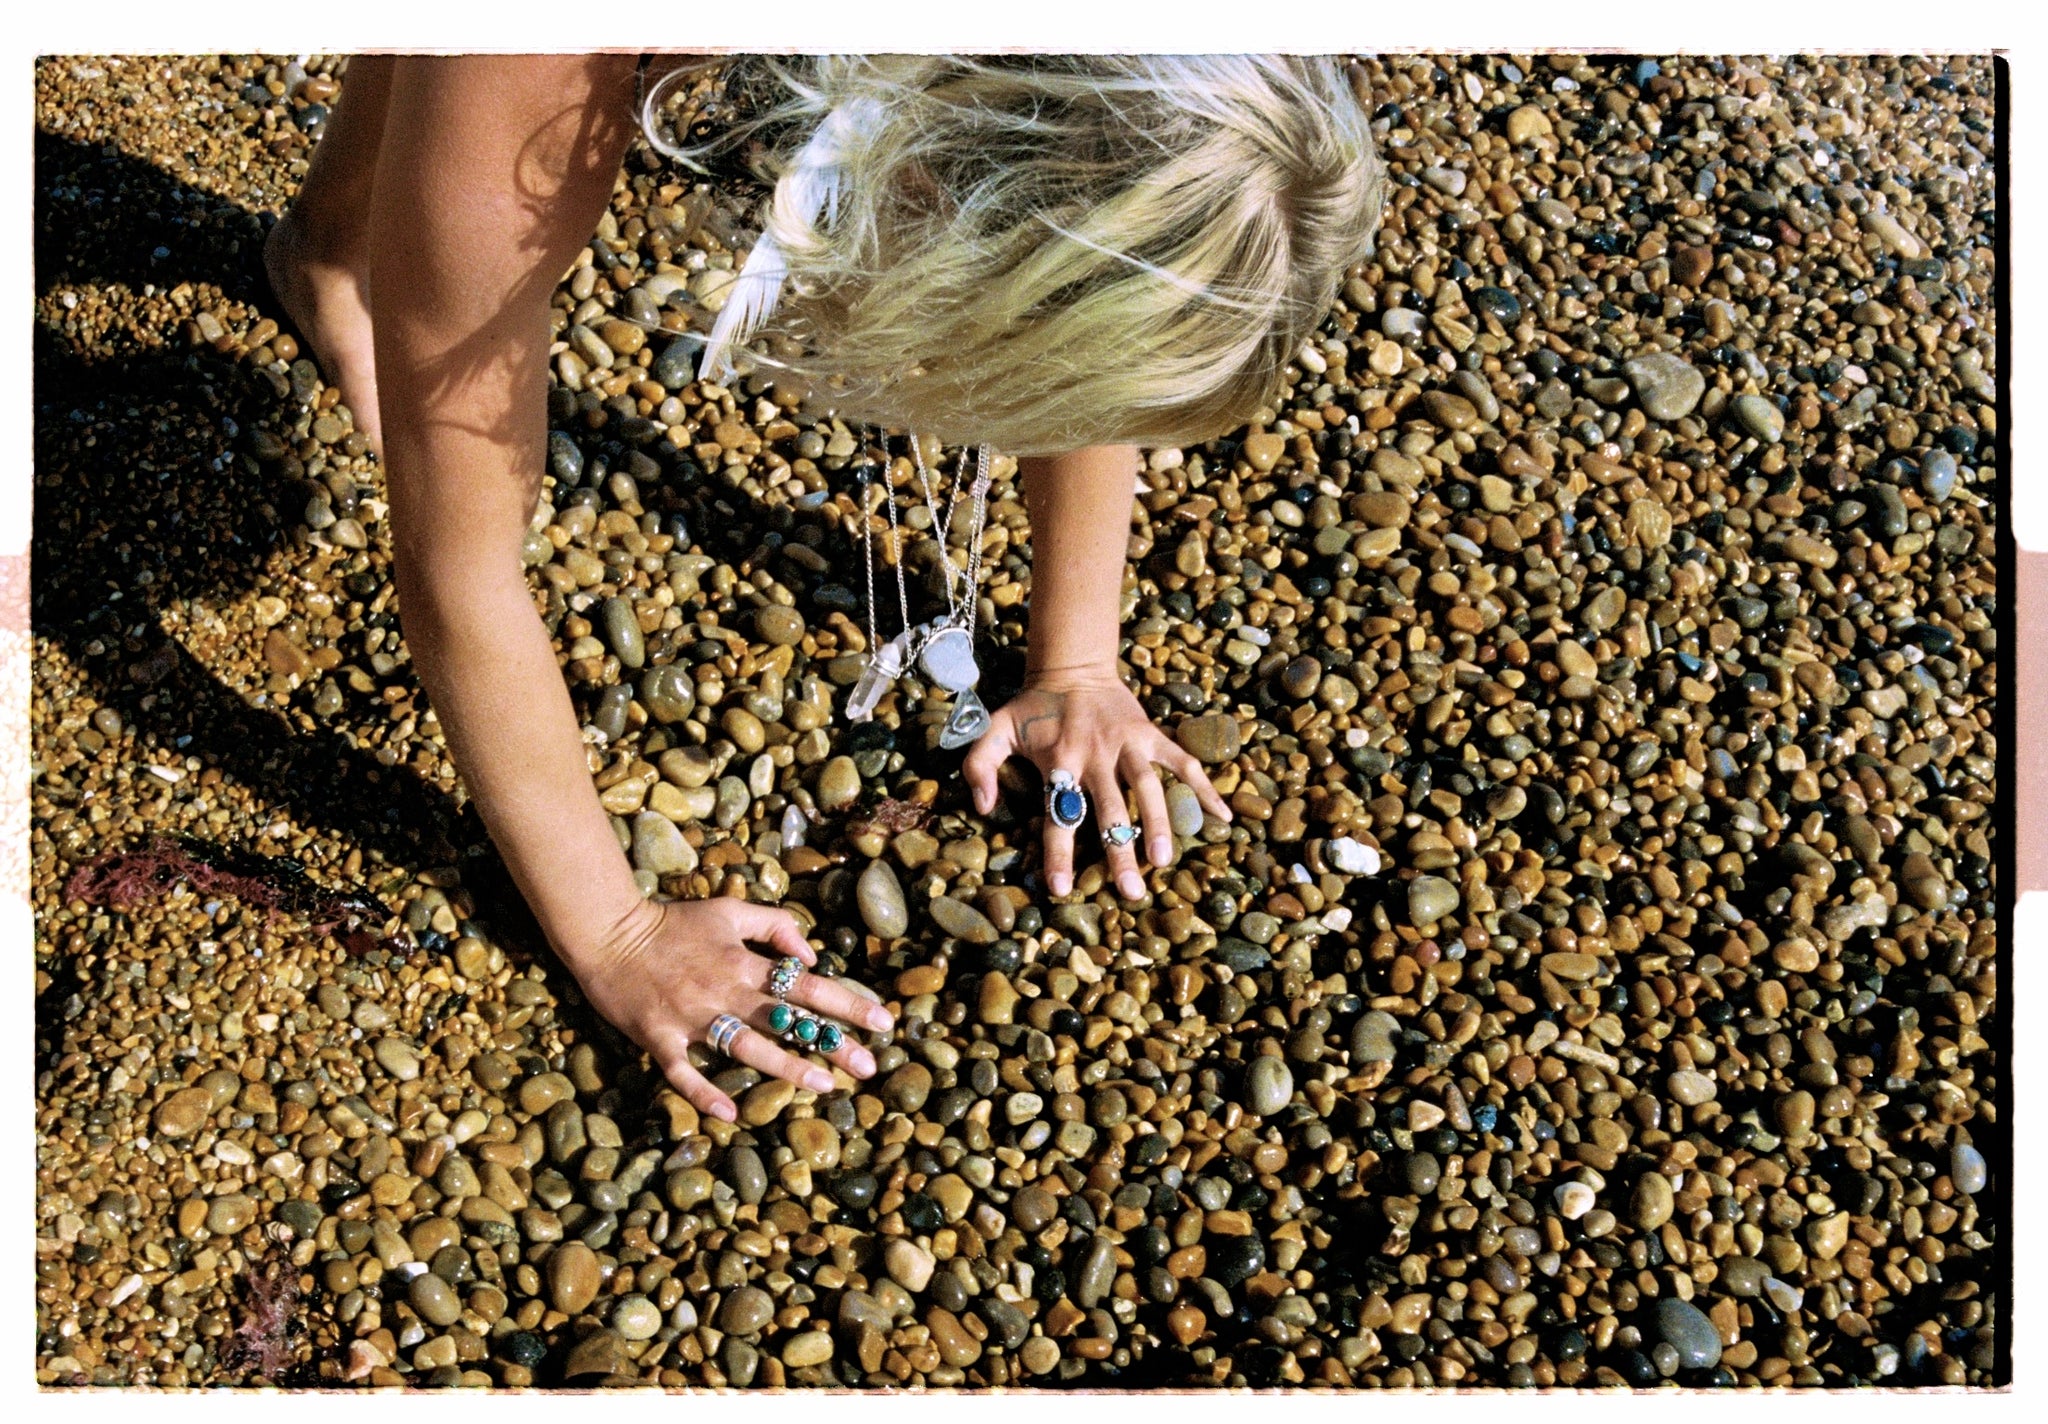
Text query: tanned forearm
370 55 647 965
1017 444 1142 684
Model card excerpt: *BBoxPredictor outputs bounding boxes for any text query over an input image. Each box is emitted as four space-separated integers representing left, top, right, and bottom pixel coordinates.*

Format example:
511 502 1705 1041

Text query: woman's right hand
572 897 896 1123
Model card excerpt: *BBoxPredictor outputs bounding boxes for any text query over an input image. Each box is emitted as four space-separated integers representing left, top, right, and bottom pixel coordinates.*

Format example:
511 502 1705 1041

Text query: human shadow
28 124 928 960
33 131 477 893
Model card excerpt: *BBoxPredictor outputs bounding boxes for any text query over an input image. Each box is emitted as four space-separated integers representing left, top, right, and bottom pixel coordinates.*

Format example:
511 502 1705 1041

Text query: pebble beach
32 53 2000 1389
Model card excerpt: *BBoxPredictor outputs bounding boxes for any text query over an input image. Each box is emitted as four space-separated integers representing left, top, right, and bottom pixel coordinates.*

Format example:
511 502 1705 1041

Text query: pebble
719 1285 774 1335
1720 1258 1769 1298
1919 449 1959 501
1505 103 1552 144
1165 782 1206 837
601 596 644 670
1951 1141 1988 1194
205 1193 256 1235
1630 1172 1674 1230
1666 1070 1717 1107
1652 1298 1723 1370
1406 875 1460 927
817 755 862 812
1241 431 1286 473
1350 1010 1401 1063
1623 352 1706 421
612 1296 661 1342
884 1238 935 1293
1077 1235 1118 1307
547 1242 601 1315
1325 837 1380 876
153 1088 213 1139
1554 1182 1596 1220
1176 713 1241 764
882 1062 932 1114
631 812 695 876
1730 393 1785 443
782 1332 834 1368
929 896 999 945
755 605 805 646
1245 1056 1294 1116
857 858 909 939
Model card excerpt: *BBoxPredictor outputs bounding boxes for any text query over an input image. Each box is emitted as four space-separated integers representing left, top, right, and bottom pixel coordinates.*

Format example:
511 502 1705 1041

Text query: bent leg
265 54 396 455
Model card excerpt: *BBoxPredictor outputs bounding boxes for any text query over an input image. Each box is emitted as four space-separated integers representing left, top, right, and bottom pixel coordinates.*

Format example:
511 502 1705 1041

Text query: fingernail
806 1070 835 1093
851 1049 876 1076
869 1009 894 1032
711 1100 737 1123
1119 872 1145 900
1151 839 1173 867
1049 873 1072 896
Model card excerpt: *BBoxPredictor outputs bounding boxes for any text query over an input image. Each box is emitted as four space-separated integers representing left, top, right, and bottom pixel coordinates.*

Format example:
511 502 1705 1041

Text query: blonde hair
645 55 1385 458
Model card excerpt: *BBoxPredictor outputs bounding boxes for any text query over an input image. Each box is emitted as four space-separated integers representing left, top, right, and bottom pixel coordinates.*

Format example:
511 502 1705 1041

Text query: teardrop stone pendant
939 688 992 750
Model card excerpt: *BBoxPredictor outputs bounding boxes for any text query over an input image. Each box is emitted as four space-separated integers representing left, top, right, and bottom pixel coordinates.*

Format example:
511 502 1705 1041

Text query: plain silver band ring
708 1013 747 1056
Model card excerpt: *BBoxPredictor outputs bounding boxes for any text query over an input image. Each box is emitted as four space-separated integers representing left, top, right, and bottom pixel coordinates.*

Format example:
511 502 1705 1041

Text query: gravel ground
33 53 2001 1389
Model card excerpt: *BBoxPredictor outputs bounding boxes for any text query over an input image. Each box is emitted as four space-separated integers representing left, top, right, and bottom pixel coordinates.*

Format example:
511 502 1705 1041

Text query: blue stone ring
768 955 804 1001
1047 770 1088 831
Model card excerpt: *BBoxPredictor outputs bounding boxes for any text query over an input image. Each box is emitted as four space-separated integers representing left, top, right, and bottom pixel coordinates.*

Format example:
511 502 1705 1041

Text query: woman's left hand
963 670 1232 900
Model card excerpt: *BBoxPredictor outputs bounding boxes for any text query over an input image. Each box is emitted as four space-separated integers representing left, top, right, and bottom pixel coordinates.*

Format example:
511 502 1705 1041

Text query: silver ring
1100 823 1139 849
708 1013 747 1056
1047 770 1087 830
769 955 804 1000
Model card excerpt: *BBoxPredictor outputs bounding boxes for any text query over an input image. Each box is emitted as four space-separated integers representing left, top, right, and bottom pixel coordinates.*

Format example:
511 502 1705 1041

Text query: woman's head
648 55 1385 457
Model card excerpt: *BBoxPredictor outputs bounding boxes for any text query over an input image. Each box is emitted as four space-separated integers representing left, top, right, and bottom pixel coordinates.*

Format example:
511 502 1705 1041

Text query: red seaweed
219 1249 300 1381
64 835 407 955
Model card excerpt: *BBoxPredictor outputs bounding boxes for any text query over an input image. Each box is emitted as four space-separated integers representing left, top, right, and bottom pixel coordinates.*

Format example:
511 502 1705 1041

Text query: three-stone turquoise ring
768 955 804 1001
1047 769 1088 831
767 1001 844 1055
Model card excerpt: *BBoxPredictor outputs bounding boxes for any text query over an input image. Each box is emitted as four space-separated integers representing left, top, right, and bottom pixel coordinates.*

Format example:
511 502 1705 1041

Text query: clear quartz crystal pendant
846 630 913 723
917 621 980 694
939 688 991 749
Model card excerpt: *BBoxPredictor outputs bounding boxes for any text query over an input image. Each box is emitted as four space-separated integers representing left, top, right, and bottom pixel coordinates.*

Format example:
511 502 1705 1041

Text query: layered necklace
680 100 996 743
846 431 994 749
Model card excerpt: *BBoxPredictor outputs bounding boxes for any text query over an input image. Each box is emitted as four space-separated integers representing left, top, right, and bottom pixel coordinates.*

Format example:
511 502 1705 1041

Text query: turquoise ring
1100 823 1139 849
767 1003 845 1055
769 955 804 1000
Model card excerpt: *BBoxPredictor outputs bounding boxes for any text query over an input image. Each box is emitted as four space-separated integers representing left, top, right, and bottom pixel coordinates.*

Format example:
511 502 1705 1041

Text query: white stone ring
708 1013 748 1056
1047 770 1087 830
1100 823 1140 850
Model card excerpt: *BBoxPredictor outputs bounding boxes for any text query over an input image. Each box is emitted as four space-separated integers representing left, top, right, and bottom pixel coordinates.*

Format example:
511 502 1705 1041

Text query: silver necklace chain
857 428 990 652
910 436 992 634
847 428 993 737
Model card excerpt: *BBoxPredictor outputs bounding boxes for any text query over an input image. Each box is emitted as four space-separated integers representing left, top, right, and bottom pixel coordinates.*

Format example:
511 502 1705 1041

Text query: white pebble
1554 1181 1597 1220
1326 837 1381 876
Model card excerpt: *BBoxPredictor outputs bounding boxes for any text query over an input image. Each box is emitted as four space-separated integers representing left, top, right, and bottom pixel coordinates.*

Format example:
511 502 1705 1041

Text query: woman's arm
1015 445 1146 685
369 57 887 1117
964 444 1229 897
371 53 646 967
